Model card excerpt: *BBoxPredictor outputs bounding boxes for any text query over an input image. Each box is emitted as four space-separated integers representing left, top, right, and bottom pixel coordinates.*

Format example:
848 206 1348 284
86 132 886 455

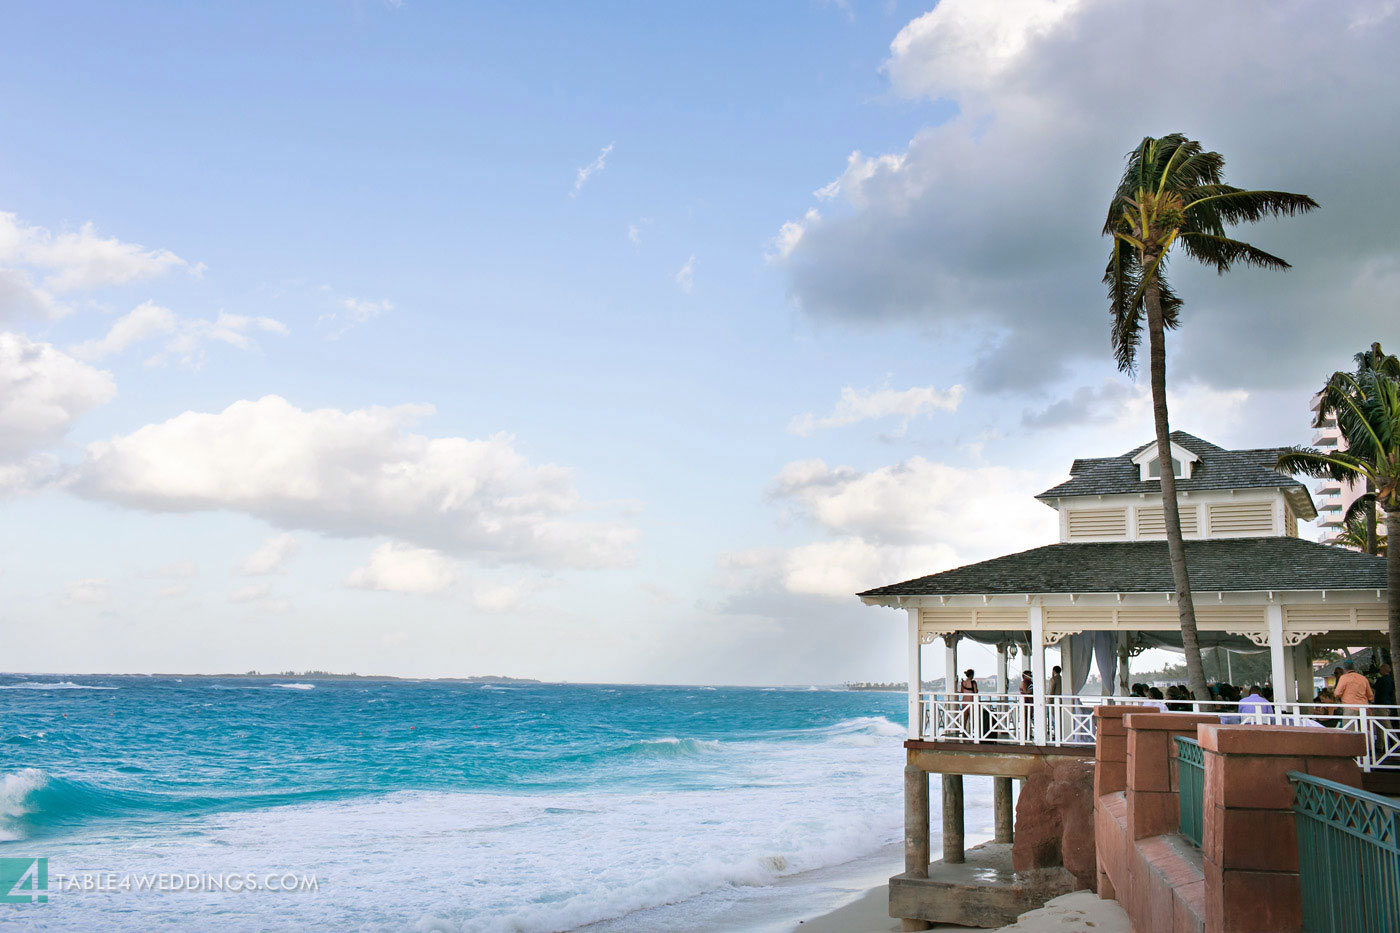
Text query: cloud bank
774 0 1400 391
70 395 638 570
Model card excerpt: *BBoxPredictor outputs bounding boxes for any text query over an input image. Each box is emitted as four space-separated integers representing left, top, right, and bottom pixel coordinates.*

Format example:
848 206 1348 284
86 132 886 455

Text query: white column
996 643 1009 694
907 608 922 740
1030 604 1047 746
945 634 958 696
1267 603 1290 703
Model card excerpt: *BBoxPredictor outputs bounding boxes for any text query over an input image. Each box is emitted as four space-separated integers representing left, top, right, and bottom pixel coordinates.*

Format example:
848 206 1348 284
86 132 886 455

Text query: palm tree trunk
1144 274 1211 701
1366 478 1378 555
1387 509 1400 679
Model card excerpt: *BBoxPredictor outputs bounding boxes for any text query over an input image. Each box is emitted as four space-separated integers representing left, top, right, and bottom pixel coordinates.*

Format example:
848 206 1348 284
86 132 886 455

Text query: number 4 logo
1 858 48 904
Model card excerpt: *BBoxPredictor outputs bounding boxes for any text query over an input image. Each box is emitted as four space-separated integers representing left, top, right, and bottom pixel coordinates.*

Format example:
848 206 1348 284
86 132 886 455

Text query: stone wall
1091 707 1365 933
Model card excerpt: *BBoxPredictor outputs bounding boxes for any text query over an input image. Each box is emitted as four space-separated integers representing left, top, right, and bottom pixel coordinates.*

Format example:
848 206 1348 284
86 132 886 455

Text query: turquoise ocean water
0 677 992 932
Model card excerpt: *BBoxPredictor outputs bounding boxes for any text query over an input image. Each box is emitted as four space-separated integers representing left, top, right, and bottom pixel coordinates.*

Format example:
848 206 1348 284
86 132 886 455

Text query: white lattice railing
916 692 1400 771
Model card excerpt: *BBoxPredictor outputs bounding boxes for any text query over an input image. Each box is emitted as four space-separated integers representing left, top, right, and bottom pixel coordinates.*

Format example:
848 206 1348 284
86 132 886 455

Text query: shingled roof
857 537 1387 598
1036 431 1314 519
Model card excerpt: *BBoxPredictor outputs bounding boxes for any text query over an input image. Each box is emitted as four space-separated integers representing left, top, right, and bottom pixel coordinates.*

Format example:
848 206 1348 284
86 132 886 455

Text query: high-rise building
1310 392 1364 540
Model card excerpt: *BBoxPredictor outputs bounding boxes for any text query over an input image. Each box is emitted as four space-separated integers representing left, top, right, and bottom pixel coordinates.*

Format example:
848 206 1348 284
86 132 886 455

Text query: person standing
1375 663 1395 707
1335 661 1374 709
1048 665 1063 697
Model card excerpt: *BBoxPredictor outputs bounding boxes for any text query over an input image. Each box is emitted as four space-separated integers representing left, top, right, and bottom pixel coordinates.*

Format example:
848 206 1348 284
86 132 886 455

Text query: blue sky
1 1 1394 683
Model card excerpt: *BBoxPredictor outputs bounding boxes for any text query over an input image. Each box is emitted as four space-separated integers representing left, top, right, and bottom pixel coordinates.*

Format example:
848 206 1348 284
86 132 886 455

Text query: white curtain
1068 633 1093 695
1094 631 1118 696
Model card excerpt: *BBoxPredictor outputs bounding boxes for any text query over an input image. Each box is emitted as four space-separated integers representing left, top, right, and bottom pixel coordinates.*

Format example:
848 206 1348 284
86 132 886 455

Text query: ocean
0 677 997 931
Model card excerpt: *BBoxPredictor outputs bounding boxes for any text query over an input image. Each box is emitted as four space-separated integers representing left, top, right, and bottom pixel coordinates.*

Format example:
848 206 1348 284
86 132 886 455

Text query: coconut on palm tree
1280 369 1400 668
1103 134 1318 700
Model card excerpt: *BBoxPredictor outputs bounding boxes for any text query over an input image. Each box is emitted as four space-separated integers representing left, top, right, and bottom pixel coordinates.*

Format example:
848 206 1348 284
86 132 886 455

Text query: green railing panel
1175 736 1205 848
1289 771 1400 933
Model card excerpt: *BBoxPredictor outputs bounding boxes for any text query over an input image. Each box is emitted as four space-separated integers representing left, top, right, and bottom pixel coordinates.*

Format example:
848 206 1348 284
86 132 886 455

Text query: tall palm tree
1279 371 1400 672
1103 134 1318 701
1315 343 1400 554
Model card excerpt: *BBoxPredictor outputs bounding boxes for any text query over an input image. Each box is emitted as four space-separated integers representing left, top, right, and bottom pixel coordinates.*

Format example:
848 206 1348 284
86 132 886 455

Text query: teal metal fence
1289 771 1400 933
1175 735 1204 847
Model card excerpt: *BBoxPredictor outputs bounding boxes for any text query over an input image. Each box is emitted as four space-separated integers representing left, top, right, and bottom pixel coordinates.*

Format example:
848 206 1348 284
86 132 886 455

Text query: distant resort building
1309 392 1365 540
856 431 1393 929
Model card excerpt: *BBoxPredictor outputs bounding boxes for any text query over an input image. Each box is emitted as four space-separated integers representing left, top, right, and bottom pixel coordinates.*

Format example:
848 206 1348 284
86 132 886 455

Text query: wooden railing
1289 771 1400 932
915 693 1400 770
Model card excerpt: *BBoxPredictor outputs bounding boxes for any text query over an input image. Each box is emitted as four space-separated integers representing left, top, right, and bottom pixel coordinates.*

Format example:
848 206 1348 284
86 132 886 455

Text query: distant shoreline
0 674 881 689
0 672 544 685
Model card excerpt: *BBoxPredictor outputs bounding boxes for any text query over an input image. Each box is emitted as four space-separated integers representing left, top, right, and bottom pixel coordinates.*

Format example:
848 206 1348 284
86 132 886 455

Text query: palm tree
1329 512 1388 556
1280 370 1400 668
1315 343 1400 554
1103 134 1318 701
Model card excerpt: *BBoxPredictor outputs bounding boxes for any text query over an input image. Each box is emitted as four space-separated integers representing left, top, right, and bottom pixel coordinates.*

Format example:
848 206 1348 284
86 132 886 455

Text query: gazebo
856 432 1393 930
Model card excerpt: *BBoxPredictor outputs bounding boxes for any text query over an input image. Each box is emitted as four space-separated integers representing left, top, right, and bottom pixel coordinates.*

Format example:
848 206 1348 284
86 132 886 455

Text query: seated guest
1146 687 1169 712
1311 688 1341 728
1238 684 1273 720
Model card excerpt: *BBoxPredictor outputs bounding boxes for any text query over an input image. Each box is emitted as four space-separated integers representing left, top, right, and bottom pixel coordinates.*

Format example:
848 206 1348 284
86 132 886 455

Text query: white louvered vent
1207 502 1276 537
1066 508 1128 540
1135 505 1200 538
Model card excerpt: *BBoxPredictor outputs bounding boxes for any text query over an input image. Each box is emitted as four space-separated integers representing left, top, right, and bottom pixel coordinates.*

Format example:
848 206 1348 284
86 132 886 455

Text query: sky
0 1 1395 684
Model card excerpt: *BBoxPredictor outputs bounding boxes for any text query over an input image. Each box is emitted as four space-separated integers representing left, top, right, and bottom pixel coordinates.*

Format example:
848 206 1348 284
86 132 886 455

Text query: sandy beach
790 887 1129 933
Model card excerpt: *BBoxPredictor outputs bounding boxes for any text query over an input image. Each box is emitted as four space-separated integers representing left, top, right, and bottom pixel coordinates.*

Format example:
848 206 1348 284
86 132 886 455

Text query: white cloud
70 303 287 368
722 455 1056 601
675 254 696 293
318 296 391 340
572 142 615 196
0 269 61 321
776 0 1400 391
158 583 190 599
65 578 110 604
71 395 638 569
789 383 964 436
771 456 1052 551
767 209 820 262
69 301 177 360
628 224 641 245
230 582 271 603
238 533 301 575
347 542 458 595
0 332 116 462
0 212 201 316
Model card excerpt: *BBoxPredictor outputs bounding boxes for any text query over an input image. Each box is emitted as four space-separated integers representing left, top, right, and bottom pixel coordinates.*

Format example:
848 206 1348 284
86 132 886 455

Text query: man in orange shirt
1335 661 1374 707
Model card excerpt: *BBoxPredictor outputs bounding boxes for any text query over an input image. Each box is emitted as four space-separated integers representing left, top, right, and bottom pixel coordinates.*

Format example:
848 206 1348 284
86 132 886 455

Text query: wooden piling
941 773 965 864
993 776 1014 843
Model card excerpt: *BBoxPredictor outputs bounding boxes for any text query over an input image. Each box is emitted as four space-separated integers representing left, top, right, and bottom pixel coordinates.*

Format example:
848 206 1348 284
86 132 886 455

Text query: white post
996 643 1009 694
1030 604 1047 746
907 608 922 740
945 634 958 697
1267 603 1290 704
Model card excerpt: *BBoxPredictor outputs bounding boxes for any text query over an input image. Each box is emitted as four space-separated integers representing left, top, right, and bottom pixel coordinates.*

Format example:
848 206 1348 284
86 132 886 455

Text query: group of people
1124 660 1395 726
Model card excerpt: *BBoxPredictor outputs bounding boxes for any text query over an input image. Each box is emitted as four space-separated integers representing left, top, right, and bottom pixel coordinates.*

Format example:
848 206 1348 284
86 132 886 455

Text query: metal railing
1289 771 1400 933
915 692 1400 770
1174 736 1205 847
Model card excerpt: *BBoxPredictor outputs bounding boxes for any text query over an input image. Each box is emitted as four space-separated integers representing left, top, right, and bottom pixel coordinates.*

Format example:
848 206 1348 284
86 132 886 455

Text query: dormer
1130 440 1198 482
1034 431 1318 544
